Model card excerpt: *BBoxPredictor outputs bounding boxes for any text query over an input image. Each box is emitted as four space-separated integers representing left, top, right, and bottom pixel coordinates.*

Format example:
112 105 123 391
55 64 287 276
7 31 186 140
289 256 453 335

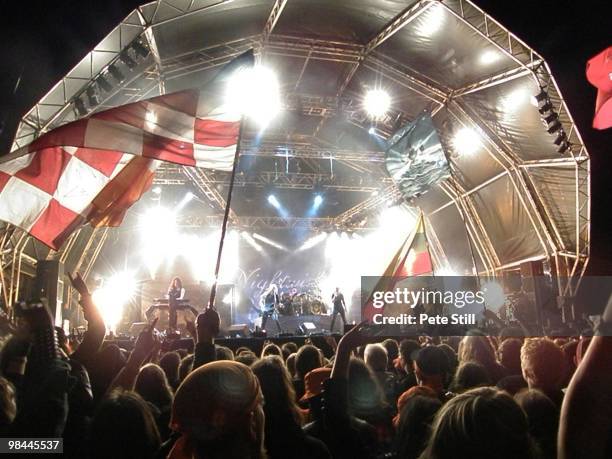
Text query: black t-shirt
332 292 345 308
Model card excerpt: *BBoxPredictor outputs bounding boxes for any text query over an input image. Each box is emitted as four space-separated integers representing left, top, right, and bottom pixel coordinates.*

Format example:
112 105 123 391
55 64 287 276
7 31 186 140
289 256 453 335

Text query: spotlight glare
226 66 281 128
267 194 280 208
480 50 501 65
482 281 505 310
92 270 137 332
253 233 288 251
452 128 481 155
313 194 323 208
298 232 328 251
500 88 529 112
363 89 391 119
151 186 162 195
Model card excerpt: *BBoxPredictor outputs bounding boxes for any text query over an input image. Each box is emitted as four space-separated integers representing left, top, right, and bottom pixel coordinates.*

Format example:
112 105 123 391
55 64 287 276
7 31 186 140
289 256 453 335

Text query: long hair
134 364 174 409
169 277 182 291
90 390 161 459
420 387 534 459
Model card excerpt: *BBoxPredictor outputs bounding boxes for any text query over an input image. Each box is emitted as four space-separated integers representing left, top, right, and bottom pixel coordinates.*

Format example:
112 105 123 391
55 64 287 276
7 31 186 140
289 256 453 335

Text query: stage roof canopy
10 0 590 282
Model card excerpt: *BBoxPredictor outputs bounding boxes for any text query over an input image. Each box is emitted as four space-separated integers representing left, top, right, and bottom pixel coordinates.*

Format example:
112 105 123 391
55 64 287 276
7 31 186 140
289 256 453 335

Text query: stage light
313 194 323 208
363 89 391 119
480 50 501 65
371 190 379 196
546 119 562 134
253 233 288 251
132 40 149 58
298 232 328 251
368 127 376 135
226 65 281 128
553 130 567 146
97 74 112 93
452 128 481 156
86 87 100 107
222 291 239 305
267 194 280 208
92 270 137 332
151 186 162 195
538 101 554 115
417 2 445 35
557 140 570 154
481 281 505 310
74 97 87 117
532 89 548 107
241 231 263 252
139 206 178 278
108 64 125 83
119 51 137 69
500 88 529 112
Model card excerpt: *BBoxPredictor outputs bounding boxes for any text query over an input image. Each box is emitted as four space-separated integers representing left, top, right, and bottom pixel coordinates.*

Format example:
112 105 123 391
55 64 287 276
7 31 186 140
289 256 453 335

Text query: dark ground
0 0 610 274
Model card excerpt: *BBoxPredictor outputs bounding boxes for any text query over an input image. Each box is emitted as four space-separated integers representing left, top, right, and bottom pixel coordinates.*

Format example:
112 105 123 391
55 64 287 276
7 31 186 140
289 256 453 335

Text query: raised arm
68 272 106 365
558 295 612 459
193 308 220 370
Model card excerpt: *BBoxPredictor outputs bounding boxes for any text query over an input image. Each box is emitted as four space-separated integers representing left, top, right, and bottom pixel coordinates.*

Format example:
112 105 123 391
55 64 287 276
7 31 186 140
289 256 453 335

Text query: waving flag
0 51 253 249
362 213 434 321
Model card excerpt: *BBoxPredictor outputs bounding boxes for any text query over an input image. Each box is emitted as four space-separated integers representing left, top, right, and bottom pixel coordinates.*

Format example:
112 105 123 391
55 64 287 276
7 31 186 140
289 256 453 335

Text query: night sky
0 0 610 272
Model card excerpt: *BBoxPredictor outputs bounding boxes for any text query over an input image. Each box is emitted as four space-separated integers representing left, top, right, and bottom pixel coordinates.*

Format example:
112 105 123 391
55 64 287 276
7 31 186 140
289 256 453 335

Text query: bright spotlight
500 88 530 113
363 89 391 119
222 291 239 305
313 194 323 208
253 233 288 251
298 232 328 251
241 232 264 252
267 194 280 208
480 50 501 65
92 270 137 332
226 66 281 128
151 186 162 195
368 127 376 135
417 3 445 36
452 128 481 156
139 207 178 278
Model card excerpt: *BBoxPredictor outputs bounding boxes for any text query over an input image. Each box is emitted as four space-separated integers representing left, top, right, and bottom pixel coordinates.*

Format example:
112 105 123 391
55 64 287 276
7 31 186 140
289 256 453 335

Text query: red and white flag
0 51 253 249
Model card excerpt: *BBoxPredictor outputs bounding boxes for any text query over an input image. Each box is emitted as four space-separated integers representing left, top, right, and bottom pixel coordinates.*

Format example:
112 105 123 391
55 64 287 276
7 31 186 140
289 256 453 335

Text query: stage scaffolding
2 0 590 322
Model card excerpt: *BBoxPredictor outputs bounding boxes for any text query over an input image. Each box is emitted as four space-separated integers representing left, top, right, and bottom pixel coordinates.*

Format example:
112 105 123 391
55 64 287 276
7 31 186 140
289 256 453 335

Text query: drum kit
277 281 328 316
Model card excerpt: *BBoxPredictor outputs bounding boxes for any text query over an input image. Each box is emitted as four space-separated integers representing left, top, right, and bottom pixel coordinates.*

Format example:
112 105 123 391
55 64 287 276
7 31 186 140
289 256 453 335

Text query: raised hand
132 317 159 361
67 272 91 298
196 307 220 343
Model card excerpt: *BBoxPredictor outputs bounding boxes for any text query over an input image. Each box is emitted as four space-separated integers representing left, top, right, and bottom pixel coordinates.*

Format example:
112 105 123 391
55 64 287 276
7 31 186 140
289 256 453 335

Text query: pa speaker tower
34 260 65 327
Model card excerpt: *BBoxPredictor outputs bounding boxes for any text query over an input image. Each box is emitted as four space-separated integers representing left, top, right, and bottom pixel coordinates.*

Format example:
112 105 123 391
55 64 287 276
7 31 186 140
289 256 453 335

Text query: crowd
0 271 611 458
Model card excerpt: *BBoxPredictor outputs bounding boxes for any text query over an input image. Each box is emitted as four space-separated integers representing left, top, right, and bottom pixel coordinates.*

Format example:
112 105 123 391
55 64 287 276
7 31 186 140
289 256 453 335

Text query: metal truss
175 214 374 230
332 185 403 227
182 166 237 221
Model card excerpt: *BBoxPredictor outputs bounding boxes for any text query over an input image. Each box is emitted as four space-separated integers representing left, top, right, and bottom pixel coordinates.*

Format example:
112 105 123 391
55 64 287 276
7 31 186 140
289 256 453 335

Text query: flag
0 51 254 249
586 46 612 130
362 213 434 321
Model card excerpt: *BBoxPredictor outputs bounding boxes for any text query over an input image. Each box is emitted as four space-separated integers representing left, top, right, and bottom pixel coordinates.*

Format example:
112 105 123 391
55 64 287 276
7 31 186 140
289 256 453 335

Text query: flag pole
208 116 245 310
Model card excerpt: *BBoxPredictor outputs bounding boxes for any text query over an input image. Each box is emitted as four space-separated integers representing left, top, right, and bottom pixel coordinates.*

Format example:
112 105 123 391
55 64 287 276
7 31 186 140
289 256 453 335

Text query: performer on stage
167 276 185 331
260 284 282 333
330 287 347 333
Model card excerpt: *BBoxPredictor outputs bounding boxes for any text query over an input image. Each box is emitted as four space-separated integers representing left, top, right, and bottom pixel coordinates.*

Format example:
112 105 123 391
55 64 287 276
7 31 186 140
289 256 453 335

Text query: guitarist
260 283 282 334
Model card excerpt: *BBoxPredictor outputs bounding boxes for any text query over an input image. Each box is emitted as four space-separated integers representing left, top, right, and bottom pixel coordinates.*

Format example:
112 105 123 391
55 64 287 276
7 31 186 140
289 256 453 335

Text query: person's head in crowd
134 363 174 410
171 361 265 459
178 354 194 384
458 335 497 367
499 327 525 342
394 385 438 428
420 387 534 459
443 336 462 352
399 339 421 374
90 343 127 398
413 346 449 397
348 357 387 419
252 356 304 455
364 343 388 373
437 343 458 379
515 389 559 459
235 351 258 367
89 390 161 459
281 342 298 360
159 351 181 389
286 352 297 378
261 343 282 358
520 338 565 400
381 339 399 371
236 346 251 356
0 377 16 434
394 395 442 459
216 345 235 361
498 337 523 376
301 367 332 403
295 344 323 380
450 361 490 393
